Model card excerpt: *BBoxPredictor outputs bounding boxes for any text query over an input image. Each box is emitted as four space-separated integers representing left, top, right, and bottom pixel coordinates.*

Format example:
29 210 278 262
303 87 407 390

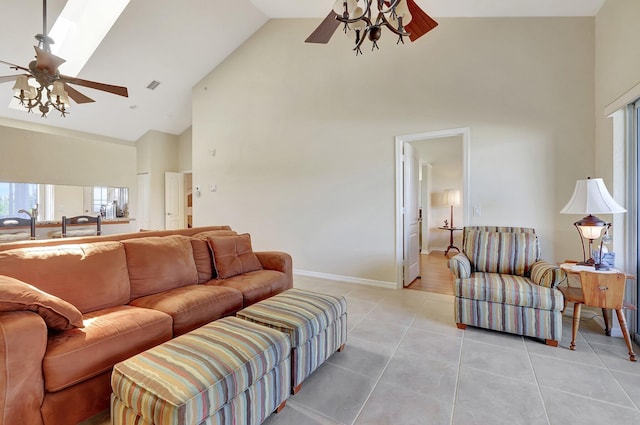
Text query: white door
403 143 420 286
165 172 184 230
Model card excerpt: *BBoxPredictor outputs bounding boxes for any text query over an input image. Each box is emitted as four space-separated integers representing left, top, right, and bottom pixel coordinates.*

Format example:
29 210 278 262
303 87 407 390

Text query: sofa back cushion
0 241 130 313
190 230 238 282
464 230 539 276
124 235 199 299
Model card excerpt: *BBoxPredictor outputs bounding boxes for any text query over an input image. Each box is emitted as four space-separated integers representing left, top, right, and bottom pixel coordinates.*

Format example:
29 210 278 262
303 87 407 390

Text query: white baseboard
294 269 397 290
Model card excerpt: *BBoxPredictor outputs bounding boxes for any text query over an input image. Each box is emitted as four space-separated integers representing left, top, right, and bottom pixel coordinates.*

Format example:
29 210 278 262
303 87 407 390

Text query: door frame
394 127 471 289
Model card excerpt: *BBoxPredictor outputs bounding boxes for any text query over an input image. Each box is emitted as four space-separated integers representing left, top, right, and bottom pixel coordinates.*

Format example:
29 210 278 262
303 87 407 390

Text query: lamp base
594 263 611 271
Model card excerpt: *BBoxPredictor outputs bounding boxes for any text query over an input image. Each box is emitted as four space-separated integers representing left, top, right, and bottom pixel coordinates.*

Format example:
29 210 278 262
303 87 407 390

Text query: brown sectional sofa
0 226 292 425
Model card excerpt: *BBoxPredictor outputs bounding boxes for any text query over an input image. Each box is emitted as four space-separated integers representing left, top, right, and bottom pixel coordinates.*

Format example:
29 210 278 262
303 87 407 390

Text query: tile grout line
349 315 416 425
585 340 640 412
524 337 553 425
449 325 465 425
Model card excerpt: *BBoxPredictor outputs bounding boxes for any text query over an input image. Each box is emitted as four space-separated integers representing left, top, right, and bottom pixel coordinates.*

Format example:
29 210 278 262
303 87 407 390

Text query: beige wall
0 120 137 221
192 17 595 283
595 0 640 240
595 0 640 179
136 130 179 230
179 126 193 172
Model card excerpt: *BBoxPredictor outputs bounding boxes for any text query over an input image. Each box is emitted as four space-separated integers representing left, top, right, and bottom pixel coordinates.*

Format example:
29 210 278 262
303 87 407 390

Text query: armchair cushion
455 272 564 311
464 230 539 276
530 261 567 289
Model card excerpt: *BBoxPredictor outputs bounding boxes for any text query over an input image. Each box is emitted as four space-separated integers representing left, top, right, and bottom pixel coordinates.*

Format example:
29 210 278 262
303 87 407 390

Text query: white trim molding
294 269 396 290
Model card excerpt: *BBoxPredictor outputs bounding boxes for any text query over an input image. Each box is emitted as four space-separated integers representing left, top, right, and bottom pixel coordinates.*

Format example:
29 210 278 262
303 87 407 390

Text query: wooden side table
438 226 462 256
560 268 636 362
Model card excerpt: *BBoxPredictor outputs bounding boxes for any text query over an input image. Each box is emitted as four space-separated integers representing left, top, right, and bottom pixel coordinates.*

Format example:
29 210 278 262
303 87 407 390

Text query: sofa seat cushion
124 235 199 300
43 305 173 392
129 285 244 336
0 241 130 313
455 272 564 311
207 270 288 306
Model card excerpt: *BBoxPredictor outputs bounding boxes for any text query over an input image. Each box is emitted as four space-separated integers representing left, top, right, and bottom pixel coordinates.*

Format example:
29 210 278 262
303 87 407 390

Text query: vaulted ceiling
0 0 605 142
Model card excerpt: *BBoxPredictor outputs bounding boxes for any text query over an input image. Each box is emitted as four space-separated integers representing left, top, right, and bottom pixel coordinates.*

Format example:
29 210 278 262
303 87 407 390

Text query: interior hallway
406 251 455 296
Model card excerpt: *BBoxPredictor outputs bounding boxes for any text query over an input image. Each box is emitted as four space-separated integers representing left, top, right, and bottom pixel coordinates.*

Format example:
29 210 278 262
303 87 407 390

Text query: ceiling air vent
146 80 161 90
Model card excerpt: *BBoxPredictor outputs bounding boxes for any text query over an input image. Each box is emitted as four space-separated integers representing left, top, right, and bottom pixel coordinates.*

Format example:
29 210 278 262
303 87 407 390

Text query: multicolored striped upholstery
455 297 563 341
530 260 567 289
464 229 539 276
111 361 290 425
111 317 290 425
450 226 565 343
455 272 564 311
236 289 347 390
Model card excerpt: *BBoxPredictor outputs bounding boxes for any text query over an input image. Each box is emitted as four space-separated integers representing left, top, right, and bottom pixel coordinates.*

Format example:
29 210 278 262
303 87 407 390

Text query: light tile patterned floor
83 275 640 425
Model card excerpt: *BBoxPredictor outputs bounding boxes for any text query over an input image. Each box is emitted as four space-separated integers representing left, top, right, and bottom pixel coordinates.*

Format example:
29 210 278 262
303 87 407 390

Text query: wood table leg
570 303 582 351
602 308 613 336
615 308 637 362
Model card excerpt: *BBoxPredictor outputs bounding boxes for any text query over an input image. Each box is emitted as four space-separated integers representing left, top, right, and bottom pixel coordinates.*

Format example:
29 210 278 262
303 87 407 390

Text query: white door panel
165 172 184 230
403 143 420 286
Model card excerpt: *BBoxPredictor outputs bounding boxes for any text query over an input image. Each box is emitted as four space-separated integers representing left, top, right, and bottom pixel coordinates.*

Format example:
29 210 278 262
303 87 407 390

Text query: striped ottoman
236 288 347 394
110 317 290 425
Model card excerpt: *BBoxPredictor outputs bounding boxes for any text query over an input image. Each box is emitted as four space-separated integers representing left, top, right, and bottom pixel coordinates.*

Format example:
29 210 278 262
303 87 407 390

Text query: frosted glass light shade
560 178 626 215
12 75 30 92
333 0 357 15
577 224 606 240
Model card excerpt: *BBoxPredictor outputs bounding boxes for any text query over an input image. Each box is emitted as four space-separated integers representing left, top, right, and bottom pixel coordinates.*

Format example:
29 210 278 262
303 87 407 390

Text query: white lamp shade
560 178 626 215
444 189 461 207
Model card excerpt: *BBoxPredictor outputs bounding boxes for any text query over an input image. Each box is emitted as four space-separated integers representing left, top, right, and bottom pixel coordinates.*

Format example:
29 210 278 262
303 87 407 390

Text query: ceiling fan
306 0 438 55
0 0 128 117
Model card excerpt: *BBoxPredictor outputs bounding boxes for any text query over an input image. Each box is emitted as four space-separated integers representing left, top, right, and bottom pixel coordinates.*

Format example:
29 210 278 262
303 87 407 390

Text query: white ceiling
0 0 605 142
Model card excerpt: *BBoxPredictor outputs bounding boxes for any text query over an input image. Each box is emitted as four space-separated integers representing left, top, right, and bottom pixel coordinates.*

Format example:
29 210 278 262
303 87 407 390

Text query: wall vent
146 80 161 90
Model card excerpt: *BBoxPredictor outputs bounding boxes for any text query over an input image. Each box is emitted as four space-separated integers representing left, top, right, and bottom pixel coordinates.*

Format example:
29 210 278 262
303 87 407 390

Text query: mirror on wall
0 181 128 221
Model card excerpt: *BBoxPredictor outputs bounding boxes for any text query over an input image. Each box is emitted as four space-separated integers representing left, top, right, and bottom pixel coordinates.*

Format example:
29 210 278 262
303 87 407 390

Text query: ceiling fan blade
405 0 438 42
60 76 128 98
0 59 29 72
305 11 341 44
63 83 95 104
34 46 66 74
0 75 23 84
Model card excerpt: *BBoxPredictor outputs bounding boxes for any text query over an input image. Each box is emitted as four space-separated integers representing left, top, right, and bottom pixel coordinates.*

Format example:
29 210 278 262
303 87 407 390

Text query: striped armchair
448 226 566 346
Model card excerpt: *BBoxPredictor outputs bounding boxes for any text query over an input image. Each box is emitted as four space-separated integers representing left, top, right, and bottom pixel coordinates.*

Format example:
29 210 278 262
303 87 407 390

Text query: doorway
395 128 471 289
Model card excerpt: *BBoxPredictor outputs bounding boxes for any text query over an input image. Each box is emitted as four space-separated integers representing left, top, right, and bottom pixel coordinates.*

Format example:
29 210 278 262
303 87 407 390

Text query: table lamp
444 189 461 228
560 177 626 270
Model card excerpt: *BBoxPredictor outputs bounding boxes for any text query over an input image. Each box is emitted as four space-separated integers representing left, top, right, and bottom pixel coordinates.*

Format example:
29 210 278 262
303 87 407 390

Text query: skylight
48 0 130 77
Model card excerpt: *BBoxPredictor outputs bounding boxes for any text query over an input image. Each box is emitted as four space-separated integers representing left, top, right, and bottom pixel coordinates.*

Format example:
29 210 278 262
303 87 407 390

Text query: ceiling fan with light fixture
0 0 128 117
306 0 438 55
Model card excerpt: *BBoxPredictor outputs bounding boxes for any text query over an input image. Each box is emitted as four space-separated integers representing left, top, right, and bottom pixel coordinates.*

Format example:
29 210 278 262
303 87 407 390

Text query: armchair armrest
530 261 567 289
0 311 48 425
448 253 472 279
255 251 293 290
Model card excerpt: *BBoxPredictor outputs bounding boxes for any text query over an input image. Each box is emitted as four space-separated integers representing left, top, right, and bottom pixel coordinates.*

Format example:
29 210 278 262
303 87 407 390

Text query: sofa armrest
0 311 48 425
530 261 567 289
448 253 472 279
255 251 293 290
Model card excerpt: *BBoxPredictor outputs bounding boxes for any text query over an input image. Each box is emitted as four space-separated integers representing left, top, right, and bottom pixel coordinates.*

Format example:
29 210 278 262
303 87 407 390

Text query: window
0 182 39 218
92 186 108 214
